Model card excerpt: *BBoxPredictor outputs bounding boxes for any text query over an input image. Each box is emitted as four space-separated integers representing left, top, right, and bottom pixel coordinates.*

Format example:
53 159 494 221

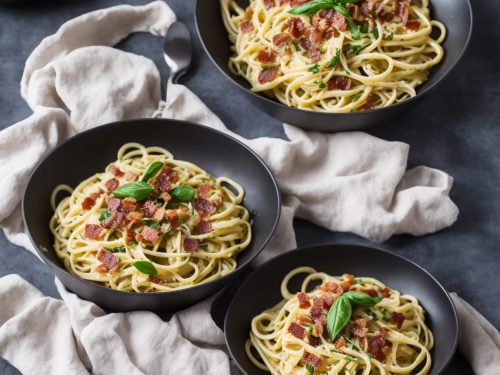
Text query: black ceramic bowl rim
22 118 281 298
224 244 459 375
194 0 473 117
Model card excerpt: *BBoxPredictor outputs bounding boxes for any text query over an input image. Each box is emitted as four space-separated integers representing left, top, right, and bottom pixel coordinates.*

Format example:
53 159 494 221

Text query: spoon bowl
164 21 192 83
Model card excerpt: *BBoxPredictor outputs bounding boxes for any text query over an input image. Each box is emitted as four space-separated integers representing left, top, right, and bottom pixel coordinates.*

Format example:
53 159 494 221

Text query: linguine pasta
50 143 252 293
247 267 433 374
221 0 446 112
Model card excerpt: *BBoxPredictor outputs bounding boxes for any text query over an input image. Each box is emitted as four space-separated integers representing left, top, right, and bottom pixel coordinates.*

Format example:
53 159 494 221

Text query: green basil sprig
170 185 196 202
142 161 164 182
112 181 154 200
289 0 362 40
142 219 161 229
133 261 157 275
327 291 382 340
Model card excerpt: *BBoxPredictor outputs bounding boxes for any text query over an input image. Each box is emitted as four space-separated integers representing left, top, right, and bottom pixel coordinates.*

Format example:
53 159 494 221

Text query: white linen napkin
0 1 497 374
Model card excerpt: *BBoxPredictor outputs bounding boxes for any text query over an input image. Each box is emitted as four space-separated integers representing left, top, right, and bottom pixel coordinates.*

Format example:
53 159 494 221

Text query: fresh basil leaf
338 0 362 4
106 246 126 253
133 261 157 275
344 291 382 306
142 219 161 229
332 4 349 17
170 185 196 202
99 210 112 221
327 295 352 340
112 181 154 200
142 161 164 182
289 0 335 15
305 363 314 375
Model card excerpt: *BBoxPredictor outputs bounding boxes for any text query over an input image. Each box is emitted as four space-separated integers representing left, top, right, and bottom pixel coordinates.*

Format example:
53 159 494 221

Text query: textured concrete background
0 0 498 373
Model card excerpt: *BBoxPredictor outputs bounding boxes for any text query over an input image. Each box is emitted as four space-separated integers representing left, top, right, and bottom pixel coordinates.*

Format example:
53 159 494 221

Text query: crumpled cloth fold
0 1 494 374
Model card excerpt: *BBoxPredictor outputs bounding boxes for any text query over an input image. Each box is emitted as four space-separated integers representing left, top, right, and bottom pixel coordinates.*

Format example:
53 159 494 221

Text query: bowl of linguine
195 0 472 131
224 244 458 374
23 119 281 312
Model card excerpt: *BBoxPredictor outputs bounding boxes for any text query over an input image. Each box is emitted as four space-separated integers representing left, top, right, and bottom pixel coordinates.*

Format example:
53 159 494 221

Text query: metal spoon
163 21 192 86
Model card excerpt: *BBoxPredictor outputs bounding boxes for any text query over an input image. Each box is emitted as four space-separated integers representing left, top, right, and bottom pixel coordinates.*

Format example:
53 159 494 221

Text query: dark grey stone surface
0 0 498 374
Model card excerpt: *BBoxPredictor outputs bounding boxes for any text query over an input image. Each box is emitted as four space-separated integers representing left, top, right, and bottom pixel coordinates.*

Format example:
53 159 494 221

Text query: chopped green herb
128 240 138 246
346 70 351 76
386 32 394 40
380 307 389 319
105 246 126 253
308 64 320 74
305 363 314 375
327 48 341 69
314 80 327 88
345 355 356 361
99 210 112 221
307 323 313 333
367 310 377 320
373 26 379 39
344 336 361 351
142 219 161 229
368 353 373 360
360 22 369 34
353 278 365 285
351 45 363 55
294 44 301 52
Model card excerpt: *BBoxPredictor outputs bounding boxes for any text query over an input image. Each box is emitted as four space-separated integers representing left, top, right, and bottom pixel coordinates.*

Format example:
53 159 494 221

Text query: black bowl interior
225 244 458 375
23 119 280 312
195 0 472 132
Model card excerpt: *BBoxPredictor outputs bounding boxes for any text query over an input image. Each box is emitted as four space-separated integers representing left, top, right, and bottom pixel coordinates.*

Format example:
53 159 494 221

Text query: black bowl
225 244 458 374
195 0 473 132
23 119 281 313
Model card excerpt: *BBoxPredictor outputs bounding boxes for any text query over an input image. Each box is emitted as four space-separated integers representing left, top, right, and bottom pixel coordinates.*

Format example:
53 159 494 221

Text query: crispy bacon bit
313 320 324 336
288 0 309 6
379 11 395 23
183 237 200 253
287 17 305 39
196 183 212 199
380 287 390 298
195 220 212 235
302 352 323 368
95 264 109 273
312 296 324 310
332 11 347 32
107 197 121 212
240 21 254 33
82 197 95 210
137 226 161 244
288 323 306 340
153 166 177 192
105 178 119 193
360 94 377 111
142 200 158 218
368 329 388 361
335 336 346 350
152 207 165 222
341 274 355 291
124 172 137 182
309 335 321 347
193 197 216 217
353 318 368 339
297 292 311 308
258 68 278 84
121 198 137 211
126 226 137 244
166 209 180 228
322 293 335 309
406 20 420 31
127 211 143 221
309 47 322 62
328 77 352 91
264 0 275 9
148 275 163 284
364 289 379 298
296 314 313 326
396 0 410 25
257 49 277 63
361 0 383 17
391 312 405 329
109 164 124 177
85 224 104 240
310 307 323 319
321 281 343 294
96 249 120 272
160 192 172 202
300 36 312 51
272 33 292 51
308 27 323 45
312 9 333 31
